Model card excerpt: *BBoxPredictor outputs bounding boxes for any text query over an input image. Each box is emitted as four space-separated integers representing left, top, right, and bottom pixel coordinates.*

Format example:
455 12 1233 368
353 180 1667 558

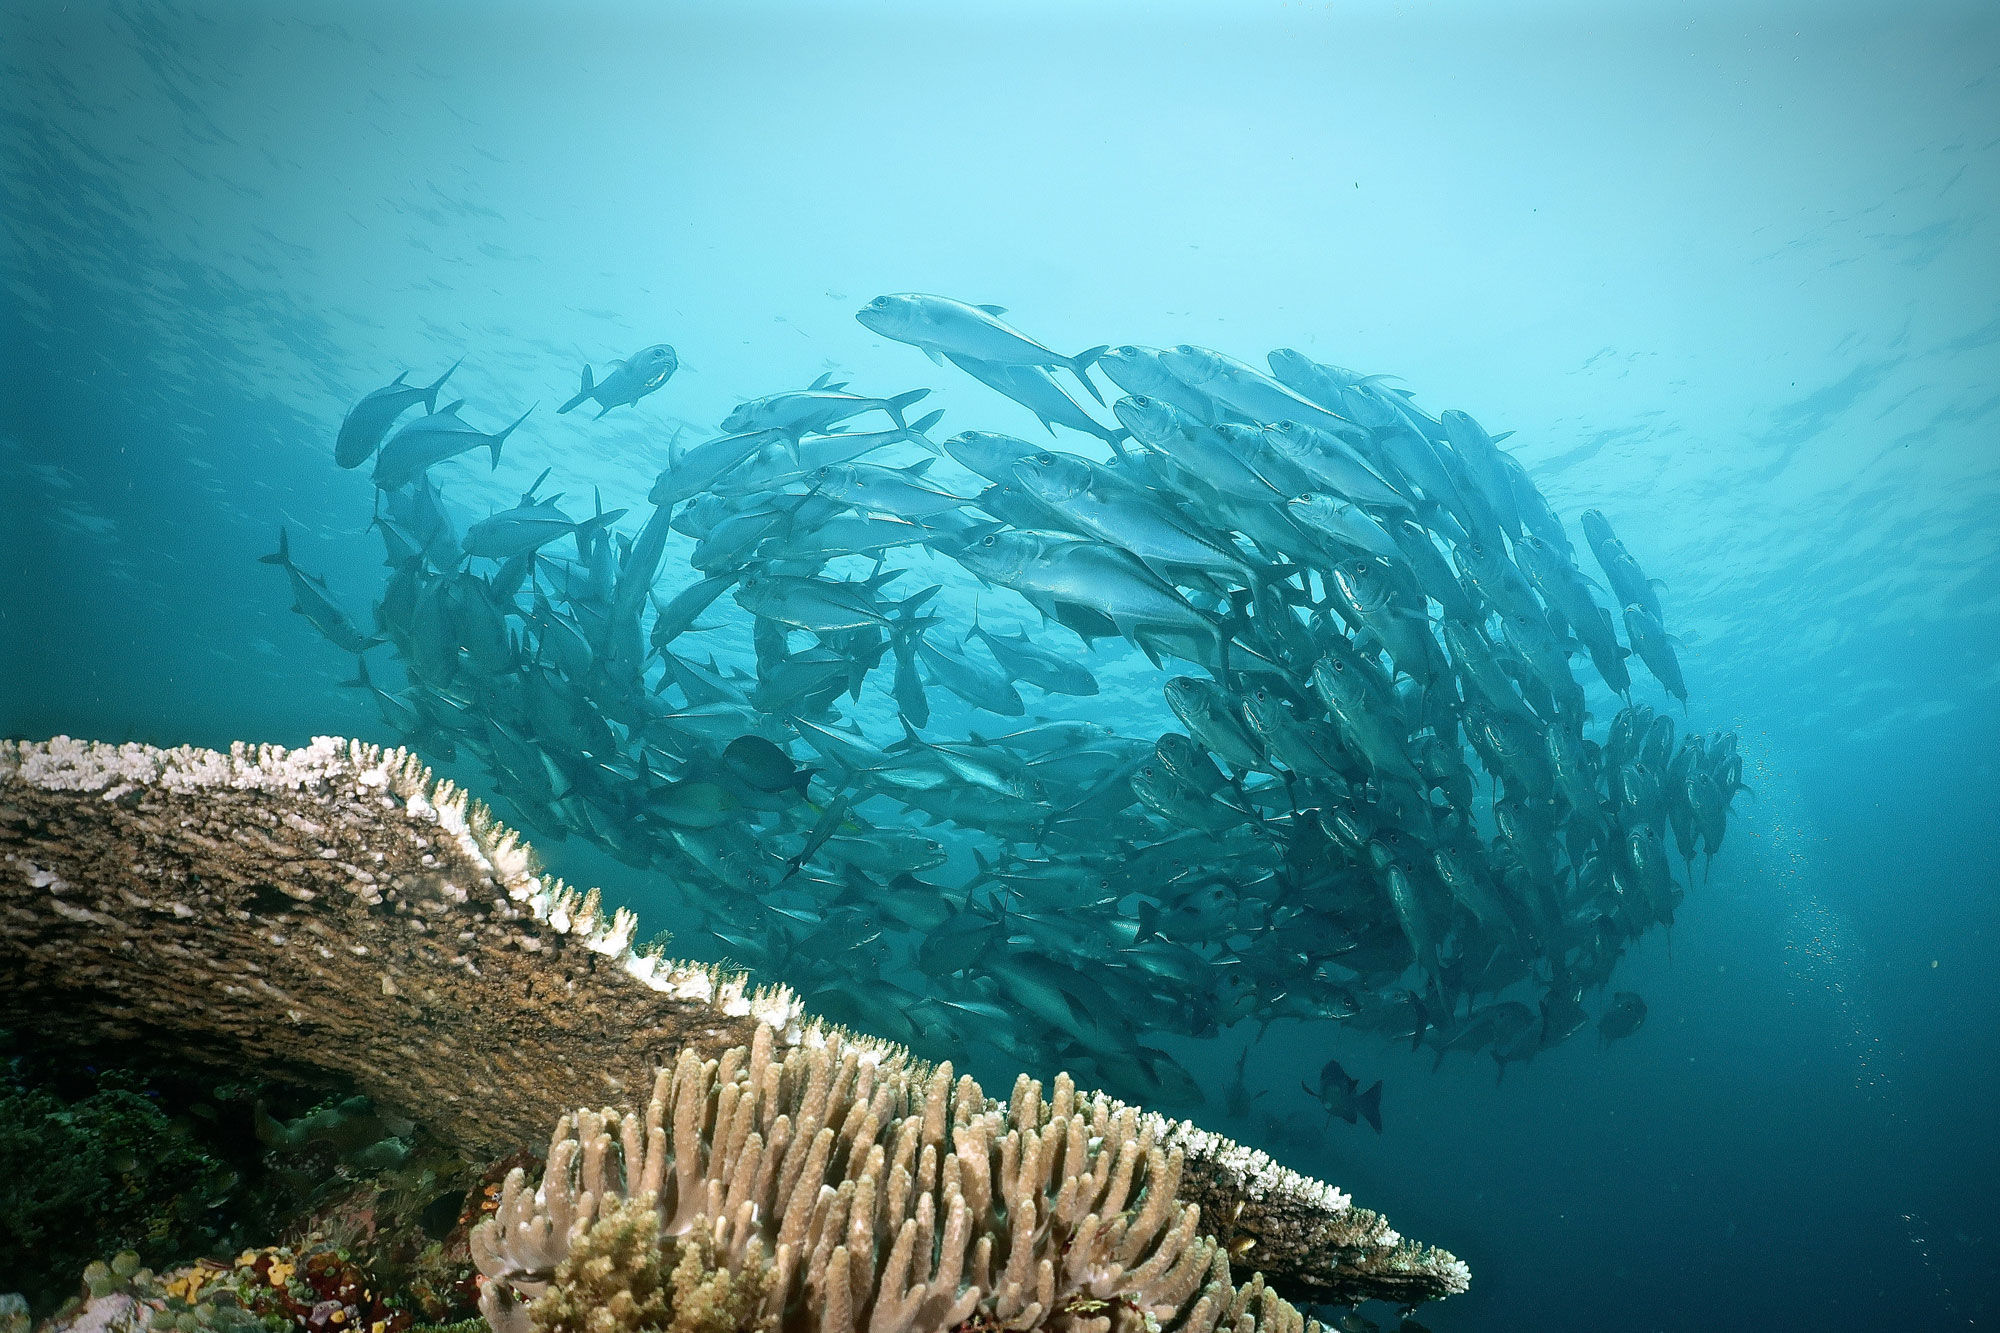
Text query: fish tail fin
894 583 942 625
903 408 946 453
575 506 630 541
860 565 908 595
1102 424 1133 458
340 655 372 691
1360 1080 1384 1131
884 388 931 427
1069 346 1110 405
425 358 462 411
559 366 594 414
492 404 535 466
258 526 291 567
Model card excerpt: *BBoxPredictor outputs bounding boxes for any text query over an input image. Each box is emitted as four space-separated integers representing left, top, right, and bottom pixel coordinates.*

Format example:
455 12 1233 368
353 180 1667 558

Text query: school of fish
269 294 1748 1128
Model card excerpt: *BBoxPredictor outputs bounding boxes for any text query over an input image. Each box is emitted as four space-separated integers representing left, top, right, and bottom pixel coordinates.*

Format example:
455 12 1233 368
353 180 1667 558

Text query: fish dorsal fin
977 304 1008 317
390 371 409 385
905 457 936 477
808 371 835 390
436 398 466 418
522 466 554 503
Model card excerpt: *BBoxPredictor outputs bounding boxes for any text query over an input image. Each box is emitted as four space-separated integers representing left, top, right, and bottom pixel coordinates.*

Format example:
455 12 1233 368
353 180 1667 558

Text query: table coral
0 738 1467 1310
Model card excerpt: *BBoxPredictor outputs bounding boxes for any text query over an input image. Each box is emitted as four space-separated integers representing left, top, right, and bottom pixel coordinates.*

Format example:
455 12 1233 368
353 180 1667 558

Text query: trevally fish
940 430 1047 485
259 527 382 655
857 294 1108 404
335 361 458 468
280 300 1748 1128
373 399 533 490
1599 991 1647 1046
1098 345 1237 424
1582 509 1665 625
945 353 1130 450
963 616 1099 696
708 412 945 498
651 430 791 508
812 458 971 519
734 569 938 636
1162 344 1367 443
559 342 677 417
1113 396 1289 502
949 530 1224 666
462 471 629 560
1623 604 1687 707
1009 451 1248 574
723 381 931 437
1303 1057 1383 1133
915 633 1025 717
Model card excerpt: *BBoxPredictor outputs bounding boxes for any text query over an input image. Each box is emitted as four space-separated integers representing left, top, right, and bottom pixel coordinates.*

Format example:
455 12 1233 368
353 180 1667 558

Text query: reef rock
0 736 1468 1308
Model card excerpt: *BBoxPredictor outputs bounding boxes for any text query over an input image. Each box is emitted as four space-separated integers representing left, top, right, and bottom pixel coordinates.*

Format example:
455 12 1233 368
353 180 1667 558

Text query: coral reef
0 737 1468 1309
0 1061 238 1307
473 1025 1333 1333
35 1240 455 1333
0 1023 488 1318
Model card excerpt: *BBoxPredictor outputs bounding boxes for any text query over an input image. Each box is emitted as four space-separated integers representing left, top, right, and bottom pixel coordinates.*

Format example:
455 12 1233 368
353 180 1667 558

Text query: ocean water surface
3 2 1998 1329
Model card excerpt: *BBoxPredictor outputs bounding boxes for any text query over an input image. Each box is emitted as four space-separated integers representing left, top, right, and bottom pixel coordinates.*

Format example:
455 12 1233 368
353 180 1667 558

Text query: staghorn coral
473 1026 1347 1333
0 737 1467 1309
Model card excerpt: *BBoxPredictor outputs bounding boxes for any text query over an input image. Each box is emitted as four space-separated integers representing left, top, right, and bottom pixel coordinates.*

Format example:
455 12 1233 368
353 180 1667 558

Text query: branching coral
473 1025 1371 1333
0 737 1467 1310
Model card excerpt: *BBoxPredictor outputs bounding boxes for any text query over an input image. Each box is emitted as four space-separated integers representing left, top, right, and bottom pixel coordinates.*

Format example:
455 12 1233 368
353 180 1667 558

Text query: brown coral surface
0 737 1468 1309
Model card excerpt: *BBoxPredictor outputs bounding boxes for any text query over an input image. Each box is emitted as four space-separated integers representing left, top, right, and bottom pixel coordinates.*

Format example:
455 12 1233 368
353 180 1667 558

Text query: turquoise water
4 2 1999 1328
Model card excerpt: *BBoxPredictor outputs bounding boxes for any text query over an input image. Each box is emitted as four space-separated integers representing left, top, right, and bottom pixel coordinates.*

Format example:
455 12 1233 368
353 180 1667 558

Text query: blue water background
4 2 1998 1327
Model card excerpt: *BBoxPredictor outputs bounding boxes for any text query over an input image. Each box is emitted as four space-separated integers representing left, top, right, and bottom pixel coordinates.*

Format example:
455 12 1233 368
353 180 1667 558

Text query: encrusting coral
0 737 1468 1310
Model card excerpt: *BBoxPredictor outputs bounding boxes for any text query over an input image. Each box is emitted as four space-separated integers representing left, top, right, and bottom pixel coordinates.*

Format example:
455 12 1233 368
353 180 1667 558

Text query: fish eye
1333 661 1345 671
1035 453 1055 466
981 535 996 547
1142 766 1155 777
1300 491 1315 501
